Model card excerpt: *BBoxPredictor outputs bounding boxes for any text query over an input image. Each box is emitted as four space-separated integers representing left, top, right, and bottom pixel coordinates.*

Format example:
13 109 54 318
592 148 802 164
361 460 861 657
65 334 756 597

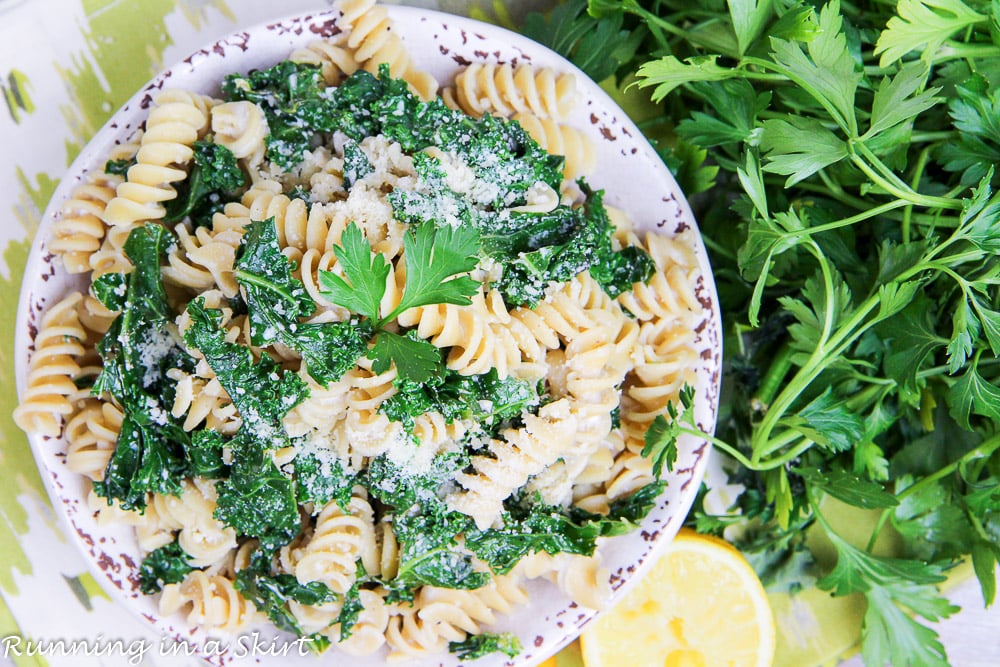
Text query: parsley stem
865 433 1000 552
754 342 795 408
796 180 957 227
678 426 808 471
699 233 738 262
903 147 932 244
786 199 911 238
848 141 962 211
918 357 1000 379
936 41 1000 64
753 280 895 462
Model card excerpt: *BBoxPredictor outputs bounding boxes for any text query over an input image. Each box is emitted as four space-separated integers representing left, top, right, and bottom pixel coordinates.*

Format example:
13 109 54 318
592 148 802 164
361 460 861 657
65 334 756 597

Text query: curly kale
91 225 195 510
379 368 538 437
449 633 522 660
496 186 655 306
163 140 246 226
139 542 193 595
183 299 305 551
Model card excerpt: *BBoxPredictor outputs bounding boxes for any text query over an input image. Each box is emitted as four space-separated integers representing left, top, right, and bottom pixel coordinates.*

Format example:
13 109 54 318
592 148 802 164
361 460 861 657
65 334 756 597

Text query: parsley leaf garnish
319 220 480 382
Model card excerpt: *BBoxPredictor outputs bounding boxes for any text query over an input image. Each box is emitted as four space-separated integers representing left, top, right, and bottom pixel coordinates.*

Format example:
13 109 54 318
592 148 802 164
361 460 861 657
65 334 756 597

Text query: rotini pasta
290 33 360 86
49 136 143 274
290 490 378 594
13 292 89 437
103 90 217 226
64 398 123 481
159 570 260 635
448 62 578 121
514 111 597 179
336 0 438 100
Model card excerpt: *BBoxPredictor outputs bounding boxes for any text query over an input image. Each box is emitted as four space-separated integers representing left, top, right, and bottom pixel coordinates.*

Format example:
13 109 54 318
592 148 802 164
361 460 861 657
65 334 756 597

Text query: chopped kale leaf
449 632 522 660
467 483 665 575
380 368 538 438
336 563 367 641
385 509 488 602
163 140 246 226
293 447 357 510
186 429 227 479
365 452 468 513
91 272 127 311
222 61 328 170
183 299 306 549
104 157 134 176
91 225 195 509
496 186 653 307
342 139 374 188
139 541 194 595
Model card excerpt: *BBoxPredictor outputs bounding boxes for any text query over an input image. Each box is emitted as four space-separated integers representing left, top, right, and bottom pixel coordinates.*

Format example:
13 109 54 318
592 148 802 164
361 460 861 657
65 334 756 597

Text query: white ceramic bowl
14 6 723 667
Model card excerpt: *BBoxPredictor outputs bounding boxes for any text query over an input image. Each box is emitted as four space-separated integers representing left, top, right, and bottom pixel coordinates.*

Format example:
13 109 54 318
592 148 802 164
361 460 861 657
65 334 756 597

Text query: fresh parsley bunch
525 1 1000 665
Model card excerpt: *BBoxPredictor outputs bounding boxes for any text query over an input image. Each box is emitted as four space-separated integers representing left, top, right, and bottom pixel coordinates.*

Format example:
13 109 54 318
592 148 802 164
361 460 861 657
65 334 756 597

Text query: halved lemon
580 528 776 667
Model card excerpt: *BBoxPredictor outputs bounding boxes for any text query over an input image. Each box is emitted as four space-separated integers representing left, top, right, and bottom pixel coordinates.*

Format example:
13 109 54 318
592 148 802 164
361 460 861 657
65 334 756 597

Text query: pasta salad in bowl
13 1 722 665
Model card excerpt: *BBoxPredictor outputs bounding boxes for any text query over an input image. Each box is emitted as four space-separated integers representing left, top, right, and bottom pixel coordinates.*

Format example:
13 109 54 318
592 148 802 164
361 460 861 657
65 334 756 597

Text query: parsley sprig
319 220 480 382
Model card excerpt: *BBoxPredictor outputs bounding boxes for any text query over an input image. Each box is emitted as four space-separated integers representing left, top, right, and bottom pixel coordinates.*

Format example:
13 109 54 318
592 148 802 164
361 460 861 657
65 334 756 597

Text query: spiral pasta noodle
210 100 269 165
618 230 703 324
385 571 529 661
290 33 360 85
159 570 260 634
448 62 578 121
513 111 597 179
291 491 378 594
64 398 123 481
449 398 580 529
335 0 438 100
103 90 216 226
48 152 131 273
168 367 241 435
13 292 89 437
396 290 523 379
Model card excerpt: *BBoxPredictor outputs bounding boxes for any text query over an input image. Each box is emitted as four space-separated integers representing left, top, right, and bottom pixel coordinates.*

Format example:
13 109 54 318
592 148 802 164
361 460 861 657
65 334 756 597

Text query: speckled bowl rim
14 6 723 667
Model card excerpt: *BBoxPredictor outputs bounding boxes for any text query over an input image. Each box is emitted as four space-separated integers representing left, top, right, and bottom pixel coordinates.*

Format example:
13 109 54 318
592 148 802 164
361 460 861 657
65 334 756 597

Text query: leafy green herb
234 219 372 386
138 542 193 595
521 0 641 82
642 384 695 477
519 0 1000 661
319 220 480 382
449 632 522 660
814 493 959 667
